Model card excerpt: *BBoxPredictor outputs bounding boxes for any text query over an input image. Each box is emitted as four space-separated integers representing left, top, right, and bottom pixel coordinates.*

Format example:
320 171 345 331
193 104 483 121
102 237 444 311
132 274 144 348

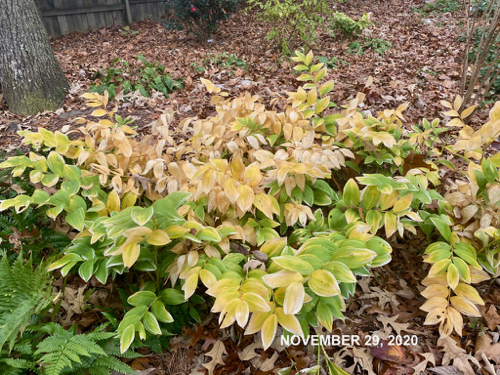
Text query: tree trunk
0 0 69 116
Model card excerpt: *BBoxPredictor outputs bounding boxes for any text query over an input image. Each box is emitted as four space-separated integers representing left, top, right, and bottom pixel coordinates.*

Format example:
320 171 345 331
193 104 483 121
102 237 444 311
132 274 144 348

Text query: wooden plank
75 0 89 32
124 0 132 24
42 17 55 35
84 0 97 30
42 4 123 17
129 0 164 4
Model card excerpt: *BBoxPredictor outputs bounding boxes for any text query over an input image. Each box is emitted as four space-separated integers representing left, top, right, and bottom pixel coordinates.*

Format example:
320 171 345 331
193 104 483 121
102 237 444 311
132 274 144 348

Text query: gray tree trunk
0 0 69 116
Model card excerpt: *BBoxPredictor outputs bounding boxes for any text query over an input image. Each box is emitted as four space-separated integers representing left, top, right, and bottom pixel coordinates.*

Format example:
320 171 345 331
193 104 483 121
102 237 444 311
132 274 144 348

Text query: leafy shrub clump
331 12 372 37
347 37 392 56
164 0 242 39
246 0 333 55
0 51 498 359
90 55 183 99
190 52 248 74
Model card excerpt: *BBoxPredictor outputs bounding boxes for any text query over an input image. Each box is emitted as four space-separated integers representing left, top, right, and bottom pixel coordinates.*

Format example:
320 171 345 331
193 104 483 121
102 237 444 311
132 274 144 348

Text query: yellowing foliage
1 52 500 351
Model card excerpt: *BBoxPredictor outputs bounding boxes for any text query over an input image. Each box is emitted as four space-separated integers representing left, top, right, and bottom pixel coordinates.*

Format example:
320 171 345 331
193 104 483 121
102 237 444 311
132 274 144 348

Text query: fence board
39 0 165 35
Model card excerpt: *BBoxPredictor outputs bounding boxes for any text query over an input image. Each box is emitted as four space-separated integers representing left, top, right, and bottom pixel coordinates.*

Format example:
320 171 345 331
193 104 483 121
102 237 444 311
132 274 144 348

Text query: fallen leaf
371 340 407 364
202 341 227 375
478 304 500 331
412 352 436 374
474 332 500 364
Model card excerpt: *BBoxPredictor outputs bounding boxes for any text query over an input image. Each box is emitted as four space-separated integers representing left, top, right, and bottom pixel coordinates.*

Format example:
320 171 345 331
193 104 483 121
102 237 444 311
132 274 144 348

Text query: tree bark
0 0 69 116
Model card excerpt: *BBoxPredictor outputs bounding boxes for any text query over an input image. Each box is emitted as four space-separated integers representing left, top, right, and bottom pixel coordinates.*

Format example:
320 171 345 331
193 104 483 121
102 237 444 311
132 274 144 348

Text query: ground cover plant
90 55 183 99
1 47 500 373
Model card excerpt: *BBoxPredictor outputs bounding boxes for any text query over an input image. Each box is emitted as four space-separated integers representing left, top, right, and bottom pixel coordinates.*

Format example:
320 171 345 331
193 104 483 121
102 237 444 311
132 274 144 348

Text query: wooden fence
35 0 166 36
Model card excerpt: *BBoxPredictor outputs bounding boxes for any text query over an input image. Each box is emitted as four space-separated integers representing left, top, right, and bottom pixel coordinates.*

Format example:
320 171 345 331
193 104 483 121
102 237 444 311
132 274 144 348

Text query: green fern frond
0 253 51 350
34 325 135 375
0 357 34 371
91 355 135 374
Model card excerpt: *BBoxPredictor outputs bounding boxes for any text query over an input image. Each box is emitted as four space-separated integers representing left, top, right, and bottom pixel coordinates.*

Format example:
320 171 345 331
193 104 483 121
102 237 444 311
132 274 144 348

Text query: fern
0 253 51 350
34 324 135 375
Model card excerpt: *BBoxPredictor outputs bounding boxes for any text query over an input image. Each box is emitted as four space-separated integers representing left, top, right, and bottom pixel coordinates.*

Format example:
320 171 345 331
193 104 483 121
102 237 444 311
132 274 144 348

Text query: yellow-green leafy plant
245 0 333 55
1 51 499 353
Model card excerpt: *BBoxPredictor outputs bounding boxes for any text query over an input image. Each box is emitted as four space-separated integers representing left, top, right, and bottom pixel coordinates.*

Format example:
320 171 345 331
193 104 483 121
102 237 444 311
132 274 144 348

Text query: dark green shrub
164 0 242 38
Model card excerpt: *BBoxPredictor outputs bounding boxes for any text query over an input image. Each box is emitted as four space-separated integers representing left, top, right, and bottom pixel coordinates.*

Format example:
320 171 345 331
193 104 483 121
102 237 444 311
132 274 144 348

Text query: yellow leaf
305 50 314 66
420 297 448 312
241 293 271 312
393 193 413 213
82 92 98 100
165 225 188 238
262 270 303 288
245 309 273 335
454 283 484 306
275 307 303 336
182 272 199 299
261 314 278 350
453 95 463 112
283 281 305 315
440 100 452 109
236 184 254 212
107 190 121 213
446 306 463 336
212 291 239 313
244 163 262 187
443 110 460 117
450 296 481 317
235 300 250 328
200 269 217 288
460 105 477 119
254 193 273 219
201 78 220 94
421 284 449 299
315 97 330 114
489 101 500 122
119 140 133 158
122 241 141 268
220 299 238 328
447 263 459 290
384 212 397 238
223 178 240 203
146 229 171 246
307 88 317 106
308 270 340 297
91 109 108 117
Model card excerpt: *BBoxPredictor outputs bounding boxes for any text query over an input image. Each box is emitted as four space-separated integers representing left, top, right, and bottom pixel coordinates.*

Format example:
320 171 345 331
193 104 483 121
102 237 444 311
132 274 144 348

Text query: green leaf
142 311 162 335
131 206 154 226
78 259 95 282
161 289 187 305
430 217 451 242
63 165 82 181
151 300 174 323
120 325 135 354
127 291 157 307
196 227 222 242
273 256 315 275
66 207 86 231
47 151 65 176
316 301 334 331
308 270 340 297
453 257 471 283
343 179 360 207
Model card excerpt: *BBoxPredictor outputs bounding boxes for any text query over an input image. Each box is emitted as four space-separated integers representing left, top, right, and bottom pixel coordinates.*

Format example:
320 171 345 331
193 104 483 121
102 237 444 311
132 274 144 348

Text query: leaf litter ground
1 0 500 373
